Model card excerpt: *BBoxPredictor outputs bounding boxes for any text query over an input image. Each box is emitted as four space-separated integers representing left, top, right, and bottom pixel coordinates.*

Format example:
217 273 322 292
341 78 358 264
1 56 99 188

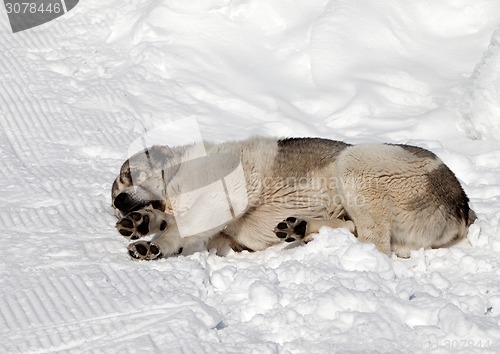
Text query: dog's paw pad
116 210 152 240
128 241 162 260
274 217 308 242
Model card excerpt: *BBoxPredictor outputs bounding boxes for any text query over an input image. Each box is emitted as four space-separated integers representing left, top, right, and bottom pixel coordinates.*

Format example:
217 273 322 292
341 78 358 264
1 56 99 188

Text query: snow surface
1 0 500 352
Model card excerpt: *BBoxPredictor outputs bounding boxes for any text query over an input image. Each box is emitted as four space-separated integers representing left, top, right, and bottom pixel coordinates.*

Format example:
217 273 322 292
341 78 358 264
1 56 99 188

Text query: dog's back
335 143 475 257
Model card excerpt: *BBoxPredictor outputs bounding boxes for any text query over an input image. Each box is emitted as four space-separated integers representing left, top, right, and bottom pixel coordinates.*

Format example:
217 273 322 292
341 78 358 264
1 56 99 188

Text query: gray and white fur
111 137 476 260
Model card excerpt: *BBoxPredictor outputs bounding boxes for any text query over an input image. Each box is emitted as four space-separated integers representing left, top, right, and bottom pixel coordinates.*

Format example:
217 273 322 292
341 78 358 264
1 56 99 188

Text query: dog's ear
119 160 132 185
122 145 183 193
130 145 178 169
146 145 176 163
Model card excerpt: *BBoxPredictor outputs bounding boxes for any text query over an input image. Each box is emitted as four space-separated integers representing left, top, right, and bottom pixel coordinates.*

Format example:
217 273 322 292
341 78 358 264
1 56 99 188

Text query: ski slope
1 0 500 352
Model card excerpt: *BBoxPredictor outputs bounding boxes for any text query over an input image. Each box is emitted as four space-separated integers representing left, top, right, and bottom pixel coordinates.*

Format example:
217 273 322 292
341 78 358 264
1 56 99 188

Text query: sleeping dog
111 137 476 260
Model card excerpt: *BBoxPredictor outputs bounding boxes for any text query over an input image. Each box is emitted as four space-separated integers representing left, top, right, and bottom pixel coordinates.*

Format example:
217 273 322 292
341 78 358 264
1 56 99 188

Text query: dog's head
112 145 180 216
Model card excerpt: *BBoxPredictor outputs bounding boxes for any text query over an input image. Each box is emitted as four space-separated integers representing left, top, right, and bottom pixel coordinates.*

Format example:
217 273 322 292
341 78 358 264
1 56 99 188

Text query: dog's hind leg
354 221 392 255
273 217 356 243
206 232 255 256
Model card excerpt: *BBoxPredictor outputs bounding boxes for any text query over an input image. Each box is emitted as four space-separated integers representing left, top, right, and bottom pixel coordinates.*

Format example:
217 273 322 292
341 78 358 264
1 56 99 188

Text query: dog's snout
114 192 140 213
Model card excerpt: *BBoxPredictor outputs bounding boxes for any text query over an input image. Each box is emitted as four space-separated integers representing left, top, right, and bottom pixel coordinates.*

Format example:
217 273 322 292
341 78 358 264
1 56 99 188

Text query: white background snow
1 0 500 352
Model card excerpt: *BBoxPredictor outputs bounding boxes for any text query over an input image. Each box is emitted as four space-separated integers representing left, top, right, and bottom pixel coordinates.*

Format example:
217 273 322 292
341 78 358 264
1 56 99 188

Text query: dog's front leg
116 206 182 260
128 226 214 261
118 201 223 260
116 206 169 241
127 230 184 260
124 211 184 260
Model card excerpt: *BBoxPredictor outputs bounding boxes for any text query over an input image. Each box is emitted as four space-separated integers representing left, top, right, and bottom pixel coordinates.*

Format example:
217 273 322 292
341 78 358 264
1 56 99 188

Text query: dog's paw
116 210 152 240
116 209 168 240
127 241 162 260
274 217 308 243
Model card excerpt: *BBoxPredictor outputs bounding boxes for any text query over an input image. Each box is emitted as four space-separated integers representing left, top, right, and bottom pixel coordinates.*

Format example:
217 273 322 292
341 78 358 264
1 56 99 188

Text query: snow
1 0 500 352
